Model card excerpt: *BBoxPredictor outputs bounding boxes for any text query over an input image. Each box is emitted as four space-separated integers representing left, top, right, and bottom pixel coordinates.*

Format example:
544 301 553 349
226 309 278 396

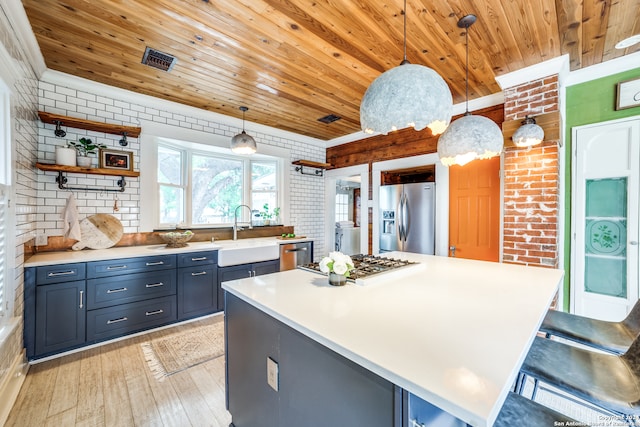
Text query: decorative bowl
160 231 194 248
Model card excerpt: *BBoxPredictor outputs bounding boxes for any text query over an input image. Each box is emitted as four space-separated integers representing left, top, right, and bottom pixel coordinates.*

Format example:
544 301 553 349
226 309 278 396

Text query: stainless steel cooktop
298 254 418 282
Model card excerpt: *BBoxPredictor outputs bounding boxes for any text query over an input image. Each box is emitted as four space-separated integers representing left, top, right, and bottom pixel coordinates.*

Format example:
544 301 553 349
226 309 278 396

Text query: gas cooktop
298 254 418 283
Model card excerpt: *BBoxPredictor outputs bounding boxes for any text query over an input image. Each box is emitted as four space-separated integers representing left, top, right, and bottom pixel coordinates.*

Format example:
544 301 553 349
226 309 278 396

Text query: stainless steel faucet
233 204 253 240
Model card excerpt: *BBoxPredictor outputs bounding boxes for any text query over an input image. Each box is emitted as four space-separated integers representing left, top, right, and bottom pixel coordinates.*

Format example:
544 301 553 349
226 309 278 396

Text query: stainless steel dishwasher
279 241 313 271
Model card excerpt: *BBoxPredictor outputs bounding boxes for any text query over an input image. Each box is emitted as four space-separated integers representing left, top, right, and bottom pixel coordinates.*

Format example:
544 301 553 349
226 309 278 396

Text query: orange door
449 157 500 261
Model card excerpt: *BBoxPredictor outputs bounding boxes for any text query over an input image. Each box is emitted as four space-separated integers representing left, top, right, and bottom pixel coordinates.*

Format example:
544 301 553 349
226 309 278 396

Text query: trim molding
0 349 29 426
1 0 46 77
40 70 326 148
565 51 640 87
495 55 570 90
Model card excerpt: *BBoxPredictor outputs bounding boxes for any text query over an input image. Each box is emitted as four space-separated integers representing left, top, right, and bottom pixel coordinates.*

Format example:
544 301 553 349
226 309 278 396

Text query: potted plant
55 142 77 166
68 137 106 168
319 251 354 286
260 203 280 226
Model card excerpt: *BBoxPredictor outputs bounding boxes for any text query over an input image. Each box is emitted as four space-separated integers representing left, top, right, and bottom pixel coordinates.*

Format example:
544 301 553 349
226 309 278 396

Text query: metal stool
540 301 640 354
520 335 640 417
493 392 577 427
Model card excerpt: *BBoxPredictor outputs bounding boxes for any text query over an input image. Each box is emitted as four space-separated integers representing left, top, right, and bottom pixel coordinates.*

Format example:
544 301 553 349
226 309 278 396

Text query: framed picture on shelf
99 149 133 171
616 77 640 110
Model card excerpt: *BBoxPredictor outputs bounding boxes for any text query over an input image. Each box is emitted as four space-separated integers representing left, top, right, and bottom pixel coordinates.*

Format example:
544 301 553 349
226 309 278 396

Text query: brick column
502 76 560 268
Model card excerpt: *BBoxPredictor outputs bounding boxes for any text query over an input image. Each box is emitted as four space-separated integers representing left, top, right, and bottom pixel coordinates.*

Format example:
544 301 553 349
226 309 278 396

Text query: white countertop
24 236 311 267
222 252 563 427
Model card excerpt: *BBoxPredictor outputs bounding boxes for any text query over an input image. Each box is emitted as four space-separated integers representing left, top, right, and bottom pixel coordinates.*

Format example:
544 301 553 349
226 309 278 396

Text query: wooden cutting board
72 214 124 251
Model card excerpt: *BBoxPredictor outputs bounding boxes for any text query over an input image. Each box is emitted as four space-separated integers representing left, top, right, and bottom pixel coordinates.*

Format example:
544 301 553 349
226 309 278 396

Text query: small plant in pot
68 137 106 168
260 204 280 226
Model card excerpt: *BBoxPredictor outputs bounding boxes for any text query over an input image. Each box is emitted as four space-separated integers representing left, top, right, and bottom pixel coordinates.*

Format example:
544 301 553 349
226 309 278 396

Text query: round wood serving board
72 214 124 250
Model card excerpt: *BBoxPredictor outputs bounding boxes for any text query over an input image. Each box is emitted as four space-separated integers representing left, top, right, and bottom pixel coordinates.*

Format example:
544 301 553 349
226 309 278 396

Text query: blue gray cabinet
24 263 87 359
24 250 220 360
217 259 279 311
225 293 399 427
177 251 218 320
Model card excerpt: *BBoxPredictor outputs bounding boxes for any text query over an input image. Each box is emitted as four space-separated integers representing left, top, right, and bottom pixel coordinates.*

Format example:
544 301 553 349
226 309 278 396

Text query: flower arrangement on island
319 251 354 277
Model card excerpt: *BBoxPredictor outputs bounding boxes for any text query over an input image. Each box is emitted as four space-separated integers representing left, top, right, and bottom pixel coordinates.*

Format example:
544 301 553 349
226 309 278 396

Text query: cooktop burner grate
298 254 418 282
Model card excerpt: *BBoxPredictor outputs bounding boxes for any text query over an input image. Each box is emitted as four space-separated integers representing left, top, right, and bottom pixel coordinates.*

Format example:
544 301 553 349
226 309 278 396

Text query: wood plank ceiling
22 0 640 141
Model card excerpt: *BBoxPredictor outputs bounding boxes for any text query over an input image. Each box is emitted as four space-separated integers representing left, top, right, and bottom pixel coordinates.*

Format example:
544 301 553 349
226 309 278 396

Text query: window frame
154 138 284 229
0 75 13 322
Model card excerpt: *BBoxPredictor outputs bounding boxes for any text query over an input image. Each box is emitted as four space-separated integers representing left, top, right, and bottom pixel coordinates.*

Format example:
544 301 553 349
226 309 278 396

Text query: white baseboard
0 349 29 426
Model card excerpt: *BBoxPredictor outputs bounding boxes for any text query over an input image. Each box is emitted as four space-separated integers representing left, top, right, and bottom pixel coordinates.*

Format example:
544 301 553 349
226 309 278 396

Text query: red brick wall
502 76 560 267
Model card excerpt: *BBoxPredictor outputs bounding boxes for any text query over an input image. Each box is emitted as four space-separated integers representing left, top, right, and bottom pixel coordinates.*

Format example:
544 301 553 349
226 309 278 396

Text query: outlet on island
267 357 279 392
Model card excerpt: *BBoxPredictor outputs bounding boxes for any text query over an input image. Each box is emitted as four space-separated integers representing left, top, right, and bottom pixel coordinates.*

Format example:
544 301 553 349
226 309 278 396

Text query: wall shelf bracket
56 171 126 192
292 160 332 177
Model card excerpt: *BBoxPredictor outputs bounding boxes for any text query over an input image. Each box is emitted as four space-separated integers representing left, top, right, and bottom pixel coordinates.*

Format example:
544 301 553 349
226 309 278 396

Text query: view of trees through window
158 143 278 227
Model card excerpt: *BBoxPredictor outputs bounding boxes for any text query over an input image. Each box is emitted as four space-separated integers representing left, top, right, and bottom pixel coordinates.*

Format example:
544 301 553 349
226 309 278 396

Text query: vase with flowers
319 251 354 286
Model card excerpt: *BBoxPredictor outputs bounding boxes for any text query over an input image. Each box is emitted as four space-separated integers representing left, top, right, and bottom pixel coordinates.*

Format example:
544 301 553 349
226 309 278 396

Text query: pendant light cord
403 0 407 62
465 24 469 114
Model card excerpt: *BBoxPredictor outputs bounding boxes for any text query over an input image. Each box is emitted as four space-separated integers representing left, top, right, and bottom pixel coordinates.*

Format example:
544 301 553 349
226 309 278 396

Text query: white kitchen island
222 252 564 427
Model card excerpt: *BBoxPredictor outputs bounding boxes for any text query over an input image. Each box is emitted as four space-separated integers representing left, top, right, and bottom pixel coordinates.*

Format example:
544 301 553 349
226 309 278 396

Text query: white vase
76 156 92 168
55 146 76 166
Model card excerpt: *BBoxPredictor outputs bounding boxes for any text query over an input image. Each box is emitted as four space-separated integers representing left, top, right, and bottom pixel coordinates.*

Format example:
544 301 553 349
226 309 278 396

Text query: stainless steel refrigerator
379 183 435 254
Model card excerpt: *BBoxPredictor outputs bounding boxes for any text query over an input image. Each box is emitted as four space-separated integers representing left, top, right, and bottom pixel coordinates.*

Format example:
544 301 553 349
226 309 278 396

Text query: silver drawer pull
107 317 128 324
191 257 208 261
145 261 165 266
79 290 84 309
145 282 164 288
47 270 76 277
191 271 207 276
107 287 128 294
146 309 164 316
107 265 127 270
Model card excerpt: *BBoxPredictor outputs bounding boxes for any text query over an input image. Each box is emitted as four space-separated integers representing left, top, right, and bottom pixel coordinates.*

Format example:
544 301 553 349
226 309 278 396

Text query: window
0 80 10 320
335 193 349 222
157 141 280 228
0 185 6 319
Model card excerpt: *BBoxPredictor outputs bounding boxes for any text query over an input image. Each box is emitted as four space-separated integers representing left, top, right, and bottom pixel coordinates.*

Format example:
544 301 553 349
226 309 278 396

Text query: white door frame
324 164 369 256
571 116 640 319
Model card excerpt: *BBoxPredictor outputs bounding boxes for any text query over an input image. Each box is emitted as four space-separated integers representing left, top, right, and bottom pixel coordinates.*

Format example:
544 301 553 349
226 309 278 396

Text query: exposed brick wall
502 76 560 268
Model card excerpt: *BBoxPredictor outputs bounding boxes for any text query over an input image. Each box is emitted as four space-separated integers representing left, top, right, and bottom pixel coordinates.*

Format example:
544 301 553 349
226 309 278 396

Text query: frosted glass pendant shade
230 130 257 154
437 114 503 166
360 63 453 135
512 117 544 147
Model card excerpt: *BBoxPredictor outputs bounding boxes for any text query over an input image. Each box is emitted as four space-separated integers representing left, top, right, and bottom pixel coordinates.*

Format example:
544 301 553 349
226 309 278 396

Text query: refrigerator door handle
402 192 409 242
397 198 404 241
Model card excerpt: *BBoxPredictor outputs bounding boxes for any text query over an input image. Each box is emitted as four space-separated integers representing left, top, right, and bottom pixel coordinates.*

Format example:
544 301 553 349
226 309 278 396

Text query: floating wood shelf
292 160 332 176
502 111 560 148
36 163 140 192
38 111 141 138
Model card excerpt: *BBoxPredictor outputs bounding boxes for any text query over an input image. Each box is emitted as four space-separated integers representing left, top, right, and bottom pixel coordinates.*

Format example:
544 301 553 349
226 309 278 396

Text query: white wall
36 72 328 258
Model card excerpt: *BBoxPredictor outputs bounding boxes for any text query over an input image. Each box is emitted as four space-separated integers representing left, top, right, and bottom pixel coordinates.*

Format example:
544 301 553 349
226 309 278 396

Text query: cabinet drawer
177 251 218 268
87 270 176 310
86 295 177 342
87 255 176 278
36 263 86 285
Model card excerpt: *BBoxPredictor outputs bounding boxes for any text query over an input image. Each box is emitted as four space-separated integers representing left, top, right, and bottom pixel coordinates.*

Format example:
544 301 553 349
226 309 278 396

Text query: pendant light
230 106 257 154
512 115 544 147
359 0 453 136
437 15 503 167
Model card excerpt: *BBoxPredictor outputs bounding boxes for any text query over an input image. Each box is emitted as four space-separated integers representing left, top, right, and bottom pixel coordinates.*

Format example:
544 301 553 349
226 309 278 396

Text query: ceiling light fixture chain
436 14 503 167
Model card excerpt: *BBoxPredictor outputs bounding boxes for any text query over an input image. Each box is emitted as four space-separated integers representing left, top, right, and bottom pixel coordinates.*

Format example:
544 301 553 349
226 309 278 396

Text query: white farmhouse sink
217 238 280 267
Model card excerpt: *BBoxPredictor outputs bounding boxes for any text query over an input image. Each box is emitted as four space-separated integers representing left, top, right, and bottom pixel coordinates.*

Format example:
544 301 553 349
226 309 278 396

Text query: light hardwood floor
6 314 232 427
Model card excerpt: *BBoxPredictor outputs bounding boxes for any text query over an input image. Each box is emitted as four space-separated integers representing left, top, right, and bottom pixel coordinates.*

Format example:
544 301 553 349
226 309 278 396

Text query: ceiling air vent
318 114 341 124
141 47 177 72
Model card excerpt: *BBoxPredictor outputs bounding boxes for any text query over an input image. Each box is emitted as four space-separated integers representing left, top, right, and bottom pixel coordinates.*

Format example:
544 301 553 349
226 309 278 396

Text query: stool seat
494 392 577 427
521 336 640 415
540 302 640 355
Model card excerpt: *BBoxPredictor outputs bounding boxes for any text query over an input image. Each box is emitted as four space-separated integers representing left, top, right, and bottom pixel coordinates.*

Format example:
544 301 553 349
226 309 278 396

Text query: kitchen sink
216 238 280 267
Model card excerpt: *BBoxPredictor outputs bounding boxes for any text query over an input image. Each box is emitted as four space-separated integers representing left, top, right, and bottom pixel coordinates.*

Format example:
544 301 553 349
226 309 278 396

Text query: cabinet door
35 280 86 356
178 265 218 320
218 264 254 311
253 259 280 276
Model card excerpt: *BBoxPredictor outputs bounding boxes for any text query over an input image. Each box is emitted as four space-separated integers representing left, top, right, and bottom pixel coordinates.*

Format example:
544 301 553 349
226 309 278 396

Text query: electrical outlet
35 234 47 246
267 357 279 392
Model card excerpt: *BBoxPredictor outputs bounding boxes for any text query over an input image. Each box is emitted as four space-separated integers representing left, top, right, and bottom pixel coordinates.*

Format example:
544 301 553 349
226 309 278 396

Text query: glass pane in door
584 178 627 297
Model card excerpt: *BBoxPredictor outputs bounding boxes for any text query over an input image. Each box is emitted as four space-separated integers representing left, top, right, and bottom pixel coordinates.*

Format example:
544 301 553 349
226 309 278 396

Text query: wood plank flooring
6 315 232 427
